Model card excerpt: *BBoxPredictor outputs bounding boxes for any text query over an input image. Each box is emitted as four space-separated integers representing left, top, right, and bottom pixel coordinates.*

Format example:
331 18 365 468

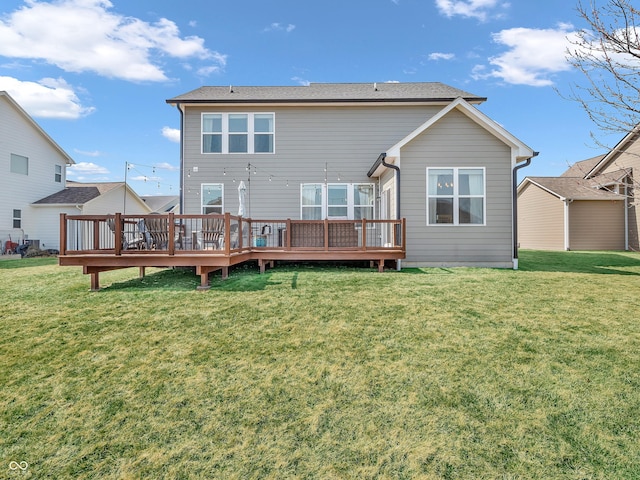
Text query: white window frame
10 154 28 175
55 164 62 183
202 113 274 154
426 167 486 226
201 183 224 214
300 183 375 220
13 209 21 228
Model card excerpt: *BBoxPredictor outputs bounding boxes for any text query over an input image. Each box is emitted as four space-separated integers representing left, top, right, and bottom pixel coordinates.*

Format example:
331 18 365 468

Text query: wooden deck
59 213 406 290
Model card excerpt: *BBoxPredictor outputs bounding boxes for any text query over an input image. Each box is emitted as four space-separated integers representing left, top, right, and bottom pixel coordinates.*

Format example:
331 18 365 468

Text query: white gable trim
386 97 534 162
0 91 75 165
517 177 565 200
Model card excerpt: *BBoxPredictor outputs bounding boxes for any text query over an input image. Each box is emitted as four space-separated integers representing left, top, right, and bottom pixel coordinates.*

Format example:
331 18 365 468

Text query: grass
1 251 640 479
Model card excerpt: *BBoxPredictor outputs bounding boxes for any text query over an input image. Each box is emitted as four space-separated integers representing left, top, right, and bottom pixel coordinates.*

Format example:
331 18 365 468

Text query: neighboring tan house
1 91 74 250
166 82 535 268
518 124 639 251
32 181 152 250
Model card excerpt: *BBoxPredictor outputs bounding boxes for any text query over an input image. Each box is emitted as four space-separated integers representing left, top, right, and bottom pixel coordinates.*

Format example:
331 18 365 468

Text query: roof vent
373 82 378 91
229 85 233 93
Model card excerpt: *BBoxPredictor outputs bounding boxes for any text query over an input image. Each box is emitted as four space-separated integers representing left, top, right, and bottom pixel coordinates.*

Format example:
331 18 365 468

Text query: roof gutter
513 152 538 266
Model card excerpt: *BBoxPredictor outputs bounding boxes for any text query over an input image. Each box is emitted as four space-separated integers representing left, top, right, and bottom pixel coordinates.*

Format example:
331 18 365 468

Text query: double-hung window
202 113 274 154
201 184 224 214
13 209 21 228
55 164 62 183
301 183 375 220
427 168 485 225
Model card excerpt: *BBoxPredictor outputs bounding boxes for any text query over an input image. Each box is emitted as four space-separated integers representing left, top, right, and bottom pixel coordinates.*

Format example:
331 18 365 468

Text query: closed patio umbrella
238 181 246 216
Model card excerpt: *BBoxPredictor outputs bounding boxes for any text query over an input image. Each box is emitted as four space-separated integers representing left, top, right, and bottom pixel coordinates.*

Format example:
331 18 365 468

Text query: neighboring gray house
167 82 535 268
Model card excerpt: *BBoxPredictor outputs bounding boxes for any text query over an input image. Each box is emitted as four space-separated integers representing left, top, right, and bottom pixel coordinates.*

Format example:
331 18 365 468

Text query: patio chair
107 218 146 250
145 215 169 250
201 216 224 250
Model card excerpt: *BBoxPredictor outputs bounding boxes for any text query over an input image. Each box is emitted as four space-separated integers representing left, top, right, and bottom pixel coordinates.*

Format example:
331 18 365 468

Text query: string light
124 161 177 192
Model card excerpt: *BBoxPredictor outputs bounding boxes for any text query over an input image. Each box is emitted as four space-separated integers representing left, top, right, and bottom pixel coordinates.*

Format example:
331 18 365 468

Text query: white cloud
154 162 179 171
0 0 225 82
264 23 296 33
428 52 455 61
67 162 110 176
0 76 94 119
161 126 180 143
473 23 578 86
73 149 102 157
435 0 509 22
291 76 310 86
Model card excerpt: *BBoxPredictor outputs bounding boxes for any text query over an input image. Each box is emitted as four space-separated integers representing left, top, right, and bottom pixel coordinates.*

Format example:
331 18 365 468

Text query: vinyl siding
517 183 565 250
599 138 640 250
0 97 69 245
400 109 514 266
182 105 441 217
568 200 625 250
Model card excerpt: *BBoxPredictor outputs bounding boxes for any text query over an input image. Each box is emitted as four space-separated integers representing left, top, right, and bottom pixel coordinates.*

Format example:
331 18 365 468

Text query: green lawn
1 251 640 479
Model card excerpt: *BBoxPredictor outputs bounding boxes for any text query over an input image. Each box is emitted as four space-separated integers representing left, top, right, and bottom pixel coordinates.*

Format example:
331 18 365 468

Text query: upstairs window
427 167 485 225
10 154 28 175
202 113 274 154
55 164 62 183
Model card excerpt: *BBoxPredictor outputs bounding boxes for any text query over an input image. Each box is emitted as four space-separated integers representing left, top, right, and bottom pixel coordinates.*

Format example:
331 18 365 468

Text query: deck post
168 213 175 255
59 213 67 256
197 272 210 290
286 219 291 251
90 272 100 291
362 218 367 250
114 213 122 255
402 219 407 253
324 218 329 251
139 266 145 278
224 213 231 255
93 218 101 250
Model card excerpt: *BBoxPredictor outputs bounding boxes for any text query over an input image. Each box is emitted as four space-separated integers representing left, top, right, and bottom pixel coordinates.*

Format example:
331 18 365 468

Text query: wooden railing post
402 219 406 252
286 219 291 251
93 218 101 250
168 212 175 255
324 218 329 251
238 217 243 249
60 213 67 255
362 219 367 251
224 213 231 255
114 213 122 255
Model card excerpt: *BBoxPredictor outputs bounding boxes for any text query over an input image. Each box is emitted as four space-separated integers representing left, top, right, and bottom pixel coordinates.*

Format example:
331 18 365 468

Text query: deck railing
60 213 406 256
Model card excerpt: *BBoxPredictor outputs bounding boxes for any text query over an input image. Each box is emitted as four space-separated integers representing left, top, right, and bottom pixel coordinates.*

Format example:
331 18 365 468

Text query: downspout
178 103 185 214
512 152 537 269
378 152 402 270
379 153 400 220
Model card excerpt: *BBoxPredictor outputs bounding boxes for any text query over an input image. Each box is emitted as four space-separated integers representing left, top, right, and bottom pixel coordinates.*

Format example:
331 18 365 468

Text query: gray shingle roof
560 155 606 178
33 186 101 204
33 182 124 205
526 176 623 200
167 82 486 104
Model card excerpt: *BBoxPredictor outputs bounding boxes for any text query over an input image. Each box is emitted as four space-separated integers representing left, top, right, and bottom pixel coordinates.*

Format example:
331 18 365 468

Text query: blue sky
0 0 618 195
